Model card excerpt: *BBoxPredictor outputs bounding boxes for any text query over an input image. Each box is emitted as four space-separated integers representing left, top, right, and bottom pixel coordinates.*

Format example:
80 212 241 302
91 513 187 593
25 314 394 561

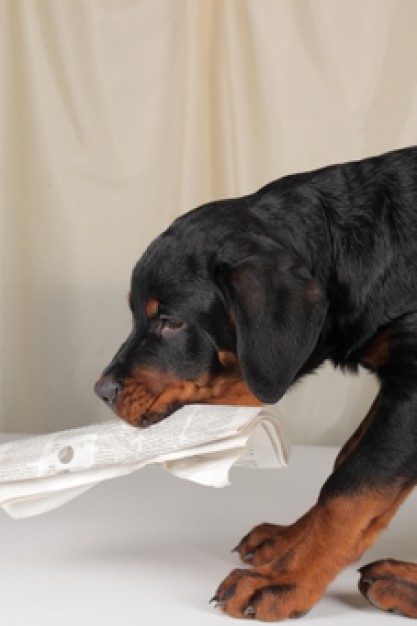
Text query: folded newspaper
0 404 290 520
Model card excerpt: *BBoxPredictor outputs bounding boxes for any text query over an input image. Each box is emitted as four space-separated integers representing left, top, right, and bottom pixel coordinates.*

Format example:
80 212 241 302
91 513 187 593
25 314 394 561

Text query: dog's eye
160 318 185 337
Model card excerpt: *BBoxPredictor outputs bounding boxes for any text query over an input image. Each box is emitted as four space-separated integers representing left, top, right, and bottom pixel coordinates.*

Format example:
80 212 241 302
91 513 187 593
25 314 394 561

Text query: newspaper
0 404 290 520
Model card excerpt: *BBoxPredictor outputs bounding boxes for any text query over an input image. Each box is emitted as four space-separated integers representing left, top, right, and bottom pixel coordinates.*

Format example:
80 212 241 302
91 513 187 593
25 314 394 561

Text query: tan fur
116 361 261 427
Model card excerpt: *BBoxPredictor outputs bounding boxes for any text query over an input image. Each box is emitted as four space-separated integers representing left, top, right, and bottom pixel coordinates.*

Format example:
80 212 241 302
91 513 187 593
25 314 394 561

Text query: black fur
95 146 417 619
97 147 417 493
177 147 415 387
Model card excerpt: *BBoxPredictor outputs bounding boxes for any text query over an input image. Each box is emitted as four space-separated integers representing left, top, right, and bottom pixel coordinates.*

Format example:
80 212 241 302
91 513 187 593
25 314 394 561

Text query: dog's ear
215 250 327 403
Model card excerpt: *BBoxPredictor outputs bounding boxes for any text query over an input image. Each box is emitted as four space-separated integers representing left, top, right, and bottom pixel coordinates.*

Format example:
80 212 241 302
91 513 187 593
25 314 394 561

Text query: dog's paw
233 523 283 566
233 519 308 567
359 559 417 618
211 563 320 621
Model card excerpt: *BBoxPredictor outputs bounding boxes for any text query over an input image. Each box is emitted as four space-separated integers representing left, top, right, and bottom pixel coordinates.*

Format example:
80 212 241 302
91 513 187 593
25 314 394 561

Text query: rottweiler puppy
95 146 417 620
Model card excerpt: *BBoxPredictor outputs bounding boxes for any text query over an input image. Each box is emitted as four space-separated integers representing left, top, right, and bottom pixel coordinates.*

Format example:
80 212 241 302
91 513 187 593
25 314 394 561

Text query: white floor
0 445 415 625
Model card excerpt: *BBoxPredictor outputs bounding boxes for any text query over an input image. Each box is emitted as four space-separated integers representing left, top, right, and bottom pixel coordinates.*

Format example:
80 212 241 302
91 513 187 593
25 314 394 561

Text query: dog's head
94 205 327 427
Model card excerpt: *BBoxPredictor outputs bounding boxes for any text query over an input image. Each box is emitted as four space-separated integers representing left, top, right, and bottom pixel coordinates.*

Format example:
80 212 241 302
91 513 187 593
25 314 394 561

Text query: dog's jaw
115 366 262 427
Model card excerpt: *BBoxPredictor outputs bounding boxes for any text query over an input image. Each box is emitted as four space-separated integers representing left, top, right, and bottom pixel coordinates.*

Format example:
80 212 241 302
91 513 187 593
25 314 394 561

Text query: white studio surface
0 442 415 626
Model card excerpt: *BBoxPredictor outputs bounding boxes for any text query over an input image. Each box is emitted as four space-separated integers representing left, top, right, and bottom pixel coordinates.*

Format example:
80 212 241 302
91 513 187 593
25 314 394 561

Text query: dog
95 145 417 620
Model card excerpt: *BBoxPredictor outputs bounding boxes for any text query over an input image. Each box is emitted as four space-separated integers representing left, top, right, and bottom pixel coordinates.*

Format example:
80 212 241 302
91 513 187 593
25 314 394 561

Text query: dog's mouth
113 370 205 427
94 372 185 428
95 365 261 428
119 401 183 428
128 409 177 428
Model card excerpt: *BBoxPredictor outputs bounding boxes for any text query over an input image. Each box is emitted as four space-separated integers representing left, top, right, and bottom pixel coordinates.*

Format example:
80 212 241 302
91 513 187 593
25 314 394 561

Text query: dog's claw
231 542 255 560
210 594 226 609
210 598 226 609
244 605 256 616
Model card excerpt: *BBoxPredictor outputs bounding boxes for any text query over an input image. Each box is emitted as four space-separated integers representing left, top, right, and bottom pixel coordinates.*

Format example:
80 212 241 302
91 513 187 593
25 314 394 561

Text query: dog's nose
94 375 121 410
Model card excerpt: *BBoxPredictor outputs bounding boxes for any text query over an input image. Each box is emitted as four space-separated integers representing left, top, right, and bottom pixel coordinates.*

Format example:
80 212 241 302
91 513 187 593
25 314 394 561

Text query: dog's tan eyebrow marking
145 298 159 318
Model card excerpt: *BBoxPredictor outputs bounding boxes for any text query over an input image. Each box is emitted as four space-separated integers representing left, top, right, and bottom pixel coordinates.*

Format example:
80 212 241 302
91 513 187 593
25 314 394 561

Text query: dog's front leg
213 388 417 621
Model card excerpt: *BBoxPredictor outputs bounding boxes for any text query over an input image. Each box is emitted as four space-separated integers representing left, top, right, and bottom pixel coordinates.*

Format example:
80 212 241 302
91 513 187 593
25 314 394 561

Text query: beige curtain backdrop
1 0 416 442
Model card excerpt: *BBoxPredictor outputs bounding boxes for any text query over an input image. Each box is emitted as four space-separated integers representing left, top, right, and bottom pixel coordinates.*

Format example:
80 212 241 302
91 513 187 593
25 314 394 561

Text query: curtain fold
1 0 415 440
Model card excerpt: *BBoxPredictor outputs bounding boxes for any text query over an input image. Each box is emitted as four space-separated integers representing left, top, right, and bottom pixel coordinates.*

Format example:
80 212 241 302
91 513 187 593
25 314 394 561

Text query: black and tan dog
95 146 417 621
